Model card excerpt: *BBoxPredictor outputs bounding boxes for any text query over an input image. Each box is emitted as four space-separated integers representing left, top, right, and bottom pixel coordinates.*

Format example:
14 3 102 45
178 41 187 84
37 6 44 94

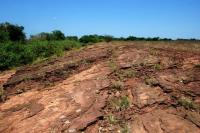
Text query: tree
79 35 103 43
66 36 78 41
103 35 113 42
30 32 51 41
0 30 9 42
126 36 138 41
51 30 65 40
0 22 26 42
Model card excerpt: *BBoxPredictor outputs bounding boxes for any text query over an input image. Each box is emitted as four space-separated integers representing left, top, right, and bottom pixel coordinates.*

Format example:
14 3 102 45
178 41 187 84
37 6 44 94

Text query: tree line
0 22 199 71
1 22 199 44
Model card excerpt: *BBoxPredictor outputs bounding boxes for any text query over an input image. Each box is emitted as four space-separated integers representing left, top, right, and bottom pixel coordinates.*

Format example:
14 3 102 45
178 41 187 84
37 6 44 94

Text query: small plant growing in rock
121 124 130 133
112 81 123 90
149 49 160 56
145 77 158 86
115 69 136 81
109 60 118 72
153 63 161 70
123 69 135 78
107 114 117 124
119 96 130 109
0 85 5 102
178 97 199 110
110 96 130 110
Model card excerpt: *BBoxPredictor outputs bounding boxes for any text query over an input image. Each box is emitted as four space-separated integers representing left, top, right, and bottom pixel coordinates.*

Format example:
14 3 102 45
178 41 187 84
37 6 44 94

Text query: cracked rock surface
0 41 200 133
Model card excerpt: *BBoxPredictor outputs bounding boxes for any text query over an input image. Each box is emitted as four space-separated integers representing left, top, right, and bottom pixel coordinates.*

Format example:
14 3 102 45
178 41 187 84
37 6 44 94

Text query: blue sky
0 0 200 39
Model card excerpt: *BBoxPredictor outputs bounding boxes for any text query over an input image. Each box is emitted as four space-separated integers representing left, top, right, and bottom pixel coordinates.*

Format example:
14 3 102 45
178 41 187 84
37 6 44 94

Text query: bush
66 36 78 41
178 97 199 110
0 40 81 71
51 30 65 40
103 35 113 42
0 22 26 42
79 35 103 43
110 96 130 110
30 30 65 41
112 81 123 90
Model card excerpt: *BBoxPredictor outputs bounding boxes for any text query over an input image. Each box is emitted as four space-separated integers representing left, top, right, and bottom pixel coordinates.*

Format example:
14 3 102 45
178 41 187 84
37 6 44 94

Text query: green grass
178 97 199 110
110 96 130 110
111 81 123 90
153 63 161 70
109 60 118 72
120 124 130 133
119 96 130 109
107 114 117 124
116 69 135 80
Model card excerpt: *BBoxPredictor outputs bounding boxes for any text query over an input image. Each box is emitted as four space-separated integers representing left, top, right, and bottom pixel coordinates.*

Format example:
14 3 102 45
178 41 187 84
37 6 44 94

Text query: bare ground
0 41 200 133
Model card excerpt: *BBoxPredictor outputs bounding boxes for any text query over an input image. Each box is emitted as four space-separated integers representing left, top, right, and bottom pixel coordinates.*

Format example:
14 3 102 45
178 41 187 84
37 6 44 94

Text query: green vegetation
109 59 118 72
107 114 117 124
115 69 136 80
79 35 103 43
66 36 78 41
153 63 161 70
112 81 123 90
110 96 130 110
0 85 5 101
79 35 114 43
178 97 199 110
1 22 199 71
126 36 172 41
120 96 130 109
0 22 82 71
0 22 25 42
30 30 65 41
145 77 158 86
120 124 130 133
122 69 135 78
0 40 81 70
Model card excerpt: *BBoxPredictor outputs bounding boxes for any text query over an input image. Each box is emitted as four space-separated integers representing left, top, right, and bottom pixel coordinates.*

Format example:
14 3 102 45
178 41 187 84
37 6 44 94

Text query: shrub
112 81 123 90
115 69 135 81
79 35 103 43
126 36 138 41
107 114 117 124
0 22 26 42
30 30 65 41
51 30 65 40
178 97 199 110
145 77 158 86
121 124 130 133
0 85 5 101
66 36 78 41
153 64 161 70
103 35 113 42
110 96 130 110
0 40 81 71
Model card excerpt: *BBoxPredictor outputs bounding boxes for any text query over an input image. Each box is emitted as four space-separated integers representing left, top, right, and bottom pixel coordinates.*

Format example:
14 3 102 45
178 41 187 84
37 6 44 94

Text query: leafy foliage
30 30 65 41
66 36 78 41
178 97 199 110
0 40 81 70
79 35 103 43
0 22 26 42
110 96 130 110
